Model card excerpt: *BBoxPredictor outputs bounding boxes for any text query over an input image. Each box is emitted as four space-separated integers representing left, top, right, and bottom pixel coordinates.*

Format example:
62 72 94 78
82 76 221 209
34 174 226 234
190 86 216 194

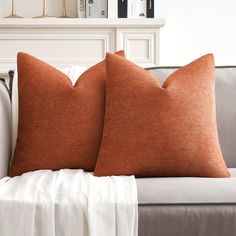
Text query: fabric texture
11 66 88 165
0 169 138 236
10 66 88 165
9 51 125 177
138 205 236 236
94 53 230 177
148 66 236 168
137 168 236 204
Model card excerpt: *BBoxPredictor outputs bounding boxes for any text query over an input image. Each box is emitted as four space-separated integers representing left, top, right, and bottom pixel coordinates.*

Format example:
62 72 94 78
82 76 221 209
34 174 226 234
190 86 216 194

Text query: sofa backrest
147 66 236 168
0 80 11 178
9 66 236 168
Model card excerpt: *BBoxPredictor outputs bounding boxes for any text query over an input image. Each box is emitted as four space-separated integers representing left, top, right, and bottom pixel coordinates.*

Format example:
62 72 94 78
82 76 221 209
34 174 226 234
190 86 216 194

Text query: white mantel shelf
0 18 165 73
0 18 165 28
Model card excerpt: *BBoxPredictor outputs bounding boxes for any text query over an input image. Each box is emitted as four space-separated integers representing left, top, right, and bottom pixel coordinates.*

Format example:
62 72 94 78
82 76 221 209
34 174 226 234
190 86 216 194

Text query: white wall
0 0 235 66
157 0 236 65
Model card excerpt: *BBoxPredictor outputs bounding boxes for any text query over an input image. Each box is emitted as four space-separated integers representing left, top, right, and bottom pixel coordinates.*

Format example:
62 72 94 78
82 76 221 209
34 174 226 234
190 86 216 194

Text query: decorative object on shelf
35 0 54 18
118 0 127 18
59 0 71 18
86 0 108 18
117 0 155 19
1 0 156 19
77 0 86 18
147 0 154 18
5 0 23 18
128 0 147 18
108 0 118 18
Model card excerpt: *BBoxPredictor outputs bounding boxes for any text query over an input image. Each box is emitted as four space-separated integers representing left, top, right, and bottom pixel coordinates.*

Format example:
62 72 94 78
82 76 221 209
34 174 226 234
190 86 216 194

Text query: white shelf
0 18 165 72
0 18 165 28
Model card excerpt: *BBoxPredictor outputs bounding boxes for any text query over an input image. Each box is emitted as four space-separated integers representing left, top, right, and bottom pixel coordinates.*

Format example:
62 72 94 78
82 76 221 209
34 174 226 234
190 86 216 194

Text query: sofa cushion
138 204 236 236
137 168 236 204
138 168 236 235
148 66 236 168
9 51 124 177
94 53 229 177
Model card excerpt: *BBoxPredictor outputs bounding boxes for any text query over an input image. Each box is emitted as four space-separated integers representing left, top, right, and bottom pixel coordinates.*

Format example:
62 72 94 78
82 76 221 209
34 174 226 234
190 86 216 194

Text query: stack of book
77 0 155 18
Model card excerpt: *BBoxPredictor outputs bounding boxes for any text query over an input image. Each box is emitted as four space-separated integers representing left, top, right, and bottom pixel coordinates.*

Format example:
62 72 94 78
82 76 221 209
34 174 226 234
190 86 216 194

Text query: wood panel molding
0 18 165 73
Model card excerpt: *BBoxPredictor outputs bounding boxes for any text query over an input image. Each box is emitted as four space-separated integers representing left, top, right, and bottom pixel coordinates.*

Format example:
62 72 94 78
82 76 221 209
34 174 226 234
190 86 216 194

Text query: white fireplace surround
0 18 165 75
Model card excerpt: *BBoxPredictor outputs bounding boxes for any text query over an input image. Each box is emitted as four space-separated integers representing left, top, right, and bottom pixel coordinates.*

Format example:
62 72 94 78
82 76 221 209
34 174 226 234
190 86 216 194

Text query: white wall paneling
0 18 165 73
116 28 160 67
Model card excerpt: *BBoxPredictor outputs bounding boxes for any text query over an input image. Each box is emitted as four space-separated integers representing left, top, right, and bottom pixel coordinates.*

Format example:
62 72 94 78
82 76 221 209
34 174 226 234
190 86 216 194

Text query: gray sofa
0 67 236 236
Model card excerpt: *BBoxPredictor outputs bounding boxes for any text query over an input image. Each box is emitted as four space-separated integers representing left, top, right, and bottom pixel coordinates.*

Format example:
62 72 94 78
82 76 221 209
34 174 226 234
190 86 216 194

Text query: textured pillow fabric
10 66 88 164
94 53 230 177
9 51 124 177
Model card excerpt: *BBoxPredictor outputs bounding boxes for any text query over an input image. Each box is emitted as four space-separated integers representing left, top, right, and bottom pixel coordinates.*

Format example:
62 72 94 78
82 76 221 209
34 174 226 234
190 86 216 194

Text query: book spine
127 0 134 18
118 0 127 18
128 0 146 18
108 0 118 18
135 0 146 18
86 0 108 18
147 0 154 18
77 0 86 18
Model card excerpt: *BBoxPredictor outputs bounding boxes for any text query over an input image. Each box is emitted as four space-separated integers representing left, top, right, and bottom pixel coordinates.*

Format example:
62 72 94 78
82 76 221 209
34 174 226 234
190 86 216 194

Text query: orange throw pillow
94 53 230 177
9 51 124 177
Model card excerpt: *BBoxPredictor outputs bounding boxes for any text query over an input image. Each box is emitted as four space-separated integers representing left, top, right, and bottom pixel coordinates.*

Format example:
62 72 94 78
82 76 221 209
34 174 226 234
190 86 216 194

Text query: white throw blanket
0 169 138 236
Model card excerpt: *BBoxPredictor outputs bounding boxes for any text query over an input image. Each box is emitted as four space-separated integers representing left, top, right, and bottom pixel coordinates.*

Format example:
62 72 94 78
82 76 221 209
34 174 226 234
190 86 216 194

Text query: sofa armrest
0 80 11 179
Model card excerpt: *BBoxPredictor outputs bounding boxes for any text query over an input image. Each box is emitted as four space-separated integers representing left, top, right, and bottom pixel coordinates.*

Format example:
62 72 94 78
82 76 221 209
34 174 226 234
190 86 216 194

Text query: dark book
147 0 154 18
118 0 127 18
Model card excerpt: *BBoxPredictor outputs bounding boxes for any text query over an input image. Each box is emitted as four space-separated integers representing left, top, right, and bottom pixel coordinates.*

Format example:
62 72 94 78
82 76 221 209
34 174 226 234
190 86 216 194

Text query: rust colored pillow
94 53 230 177
9 51 125 177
